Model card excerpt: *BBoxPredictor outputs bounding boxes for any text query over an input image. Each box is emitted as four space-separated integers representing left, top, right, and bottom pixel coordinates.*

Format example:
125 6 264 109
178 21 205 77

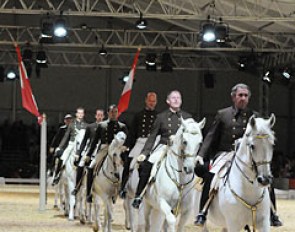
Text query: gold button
168 130 172 134
142 124 145 127
151 115 154 118
233 127 236 130
168 118 171 121
232 134 236 138
243 113 246 116
168 123 171 127
143 119 145 122
232 118 236 122
142 129 145 132
243 120 247 123
243 127 246 130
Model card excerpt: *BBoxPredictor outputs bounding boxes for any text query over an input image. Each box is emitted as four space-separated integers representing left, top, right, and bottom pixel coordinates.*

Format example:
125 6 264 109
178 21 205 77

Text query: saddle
210 151 235 193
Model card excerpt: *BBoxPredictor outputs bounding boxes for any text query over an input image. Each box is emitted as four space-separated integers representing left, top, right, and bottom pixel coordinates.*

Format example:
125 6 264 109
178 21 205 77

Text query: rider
52 107 88 185
194 83 282 227
71 109 105 195
48 114 73 175
85 104 128 203
132 90 192 209
119 92 158 198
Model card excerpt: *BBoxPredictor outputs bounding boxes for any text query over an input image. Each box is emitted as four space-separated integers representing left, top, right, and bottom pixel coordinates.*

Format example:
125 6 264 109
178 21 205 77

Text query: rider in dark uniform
132 90 192 209
85 105 128 202
119 92 158 198
194 83 282 227
48 114 72 174
52 107 88 185
71 109 104 195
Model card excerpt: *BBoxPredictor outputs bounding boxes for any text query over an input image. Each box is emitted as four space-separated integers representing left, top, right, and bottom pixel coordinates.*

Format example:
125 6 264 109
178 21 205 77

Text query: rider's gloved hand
83 156 91 166
137 154 146 162
55 148 64 157
195 155 204 165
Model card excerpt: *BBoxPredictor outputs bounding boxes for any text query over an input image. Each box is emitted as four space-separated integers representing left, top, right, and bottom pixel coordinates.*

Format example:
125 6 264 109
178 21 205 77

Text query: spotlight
99 45 107 56
161 50 173 72
119 72 130 84
281 68 291 79
136 12 147 30
215 19 229 43
6 68 17 80
146 53 157 71
54 18 67 37
36 51 48 68
262 70 274 85
238 57 247 70
202 22 215 42
39 14 54 43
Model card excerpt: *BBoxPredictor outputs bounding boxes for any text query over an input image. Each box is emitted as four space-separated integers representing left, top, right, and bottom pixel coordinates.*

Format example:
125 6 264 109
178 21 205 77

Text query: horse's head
171 117 206 174
108 131 127 175
245 114 276 186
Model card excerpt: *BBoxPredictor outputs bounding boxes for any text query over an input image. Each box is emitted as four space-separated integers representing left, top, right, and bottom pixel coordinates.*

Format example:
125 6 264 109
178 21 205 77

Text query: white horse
92 131 127 232
60 129 86 220
204 114 276 232
144 118 206 232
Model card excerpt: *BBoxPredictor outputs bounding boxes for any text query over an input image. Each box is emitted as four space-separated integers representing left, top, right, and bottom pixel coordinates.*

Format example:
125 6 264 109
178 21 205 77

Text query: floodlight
54 18 67 37
136 12 147 30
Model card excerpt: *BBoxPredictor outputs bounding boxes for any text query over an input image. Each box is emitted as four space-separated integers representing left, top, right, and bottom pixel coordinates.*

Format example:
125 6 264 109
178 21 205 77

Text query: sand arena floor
0 185 293 232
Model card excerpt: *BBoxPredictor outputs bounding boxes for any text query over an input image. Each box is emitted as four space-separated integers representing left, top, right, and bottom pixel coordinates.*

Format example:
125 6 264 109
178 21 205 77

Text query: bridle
234 133 273 184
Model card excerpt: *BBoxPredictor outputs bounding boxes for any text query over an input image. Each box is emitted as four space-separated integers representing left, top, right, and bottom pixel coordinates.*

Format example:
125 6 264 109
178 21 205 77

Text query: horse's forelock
248 118 275 144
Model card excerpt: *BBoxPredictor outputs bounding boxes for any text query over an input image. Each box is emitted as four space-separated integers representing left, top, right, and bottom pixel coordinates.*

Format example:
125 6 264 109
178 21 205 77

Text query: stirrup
119 189 127 199
86 194 92 203
71 188 78 196
194 213 206 227
132 197 142 209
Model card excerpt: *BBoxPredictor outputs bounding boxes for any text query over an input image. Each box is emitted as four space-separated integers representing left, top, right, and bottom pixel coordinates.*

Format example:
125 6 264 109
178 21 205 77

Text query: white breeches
148 144 167 164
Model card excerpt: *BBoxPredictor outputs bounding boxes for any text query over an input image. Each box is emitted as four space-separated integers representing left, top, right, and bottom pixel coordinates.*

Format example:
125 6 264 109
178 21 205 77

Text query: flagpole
39 113 47 211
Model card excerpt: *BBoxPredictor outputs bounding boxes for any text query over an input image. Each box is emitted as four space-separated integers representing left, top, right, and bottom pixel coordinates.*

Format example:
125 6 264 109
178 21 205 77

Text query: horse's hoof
80 219 85 225
53 205 58 209
92 225 99 232
125 226 130 230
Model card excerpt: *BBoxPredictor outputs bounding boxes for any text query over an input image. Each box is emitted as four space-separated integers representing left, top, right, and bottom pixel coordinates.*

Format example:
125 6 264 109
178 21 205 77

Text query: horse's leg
177 208 192 232
144 202 152 232
68 178 76 221
137 202 145 232
159 199 176 232
92 196 100 232
123 198 131 230
102 198 113 232
149 208 165 232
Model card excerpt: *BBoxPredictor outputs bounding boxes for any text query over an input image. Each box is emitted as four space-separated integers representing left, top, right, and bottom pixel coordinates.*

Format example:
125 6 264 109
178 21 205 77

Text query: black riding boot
86 167 94 203
269 185 283 227
194 172 214 227
72 166 84 195
52 158 63 186
132 161 153 209
119 157 132 199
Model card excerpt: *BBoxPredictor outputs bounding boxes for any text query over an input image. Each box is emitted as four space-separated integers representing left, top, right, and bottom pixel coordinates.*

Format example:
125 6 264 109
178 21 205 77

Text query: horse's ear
268 113 276 128
249 115 256 128
198 118 206 129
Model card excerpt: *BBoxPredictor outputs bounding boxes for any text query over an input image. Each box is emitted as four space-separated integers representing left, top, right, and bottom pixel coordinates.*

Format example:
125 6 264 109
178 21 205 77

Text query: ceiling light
6 69 17 80
99 45 107 56
39 14 54 43
136 12 147 30
215 19 229 43
36 51 48 68
54 18 67 37
202 22 215 42
145 53 157 66
238 57 247 70
282 68 291 79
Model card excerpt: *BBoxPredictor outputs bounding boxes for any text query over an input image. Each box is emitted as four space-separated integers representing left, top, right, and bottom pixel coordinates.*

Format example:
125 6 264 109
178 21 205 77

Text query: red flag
117 48 141 117
15 44 42 124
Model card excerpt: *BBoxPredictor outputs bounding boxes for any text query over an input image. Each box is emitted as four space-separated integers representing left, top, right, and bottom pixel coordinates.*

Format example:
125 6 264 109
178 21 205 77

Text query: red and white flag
15 44 42 124
117 48 141 117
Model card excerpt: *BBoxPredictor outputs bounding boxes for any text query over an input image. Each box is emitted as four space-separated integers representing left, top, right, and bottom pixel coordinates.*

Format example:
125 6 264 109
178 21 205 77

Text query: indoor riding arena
0 183 294 232
1 1 295 232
